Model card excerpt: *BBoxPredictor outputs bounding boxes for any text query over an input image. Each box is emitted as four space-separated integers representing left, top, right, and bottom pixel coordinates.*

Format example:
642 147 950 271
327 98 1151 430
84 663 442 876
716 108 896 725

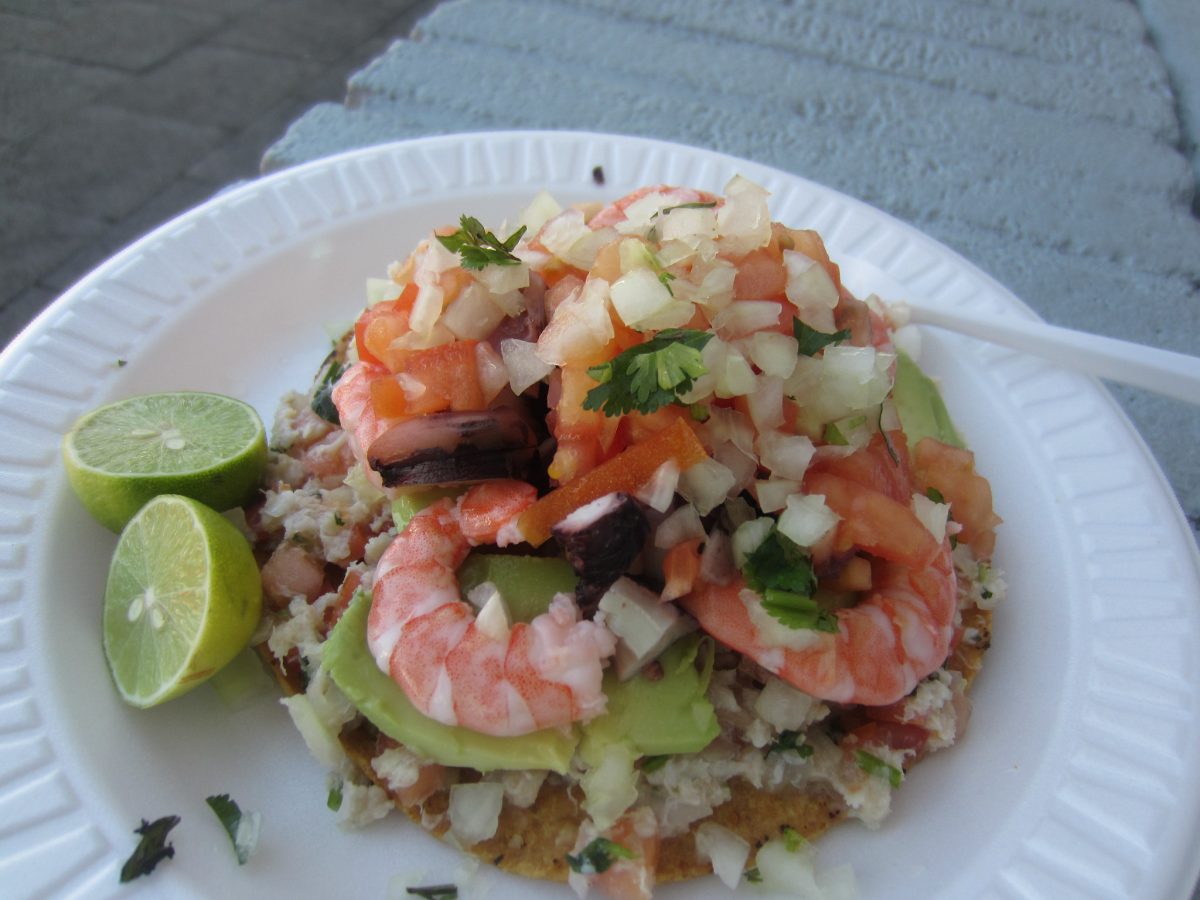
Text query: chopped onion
699 527 735 585
817 864 859 900
694 822 751 890
732 516 774 567
754 478 799 513
784 249 839 334
785 346 895 424
911 492 950 543
777 493 838 548
712 300 782 338
443 282 507 340
654 502 706 548
690 259 737 312
711 441 757 494
758 429 816 480
474 589 512 641
749 330 800 379
715 346 757 398
500 338 553 394
716 175 772 254
660 205 719 243
635 460 680 513
754 835 821 897
678 457 737 514
518 189 562 236
700 406 756 457
535 277 614 365
747 374 785 431
609 267 675 329
448 782 505 846
474 260 529 296
539 209 616 269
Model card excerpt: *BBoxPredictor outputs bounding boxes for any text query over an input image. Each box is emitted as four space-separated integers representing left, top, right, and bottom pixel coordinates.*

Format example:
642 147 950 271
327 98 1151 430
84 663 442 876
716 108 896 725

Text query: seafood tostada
248 177 1003 897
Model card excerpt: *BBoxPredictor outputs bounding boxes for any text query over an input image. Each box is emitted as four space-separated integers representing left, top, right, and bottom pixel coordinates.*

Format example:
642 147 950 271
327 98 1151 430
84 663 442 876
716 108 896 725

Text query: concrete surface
0 0 438 345
258 0 1200 540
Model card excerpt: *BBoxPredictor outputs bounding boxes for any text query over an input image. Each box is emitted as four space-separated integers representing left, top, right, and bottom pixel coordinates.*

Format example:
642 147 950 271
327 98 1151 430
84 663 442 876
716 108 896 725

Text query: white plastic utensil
902 302 1200 405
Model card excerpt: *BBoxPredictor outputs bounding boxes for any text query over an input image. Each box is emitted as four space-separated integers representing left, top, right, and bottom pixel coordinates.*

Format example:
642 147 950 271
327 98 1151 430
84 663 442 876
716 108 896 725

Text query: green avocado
581 634 719 759
457 553 578 623
893 349 965 449
322 592 578 773
391 486 463 531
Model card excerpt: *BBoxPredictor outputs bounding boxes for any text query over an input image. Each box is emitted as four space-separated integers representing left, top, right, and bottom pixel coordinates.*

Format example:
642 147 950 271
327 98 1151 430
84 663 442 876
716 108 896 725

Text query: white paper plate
2 131 1198 900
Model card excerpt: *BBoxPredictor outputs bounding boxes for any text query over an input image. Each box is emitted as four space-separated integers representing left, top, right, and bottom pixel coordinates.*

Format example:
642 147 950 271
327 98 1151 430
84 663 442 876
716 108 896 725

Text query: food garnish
565 836 637 874
205 793 260 865
855 750 904 788
435 215 526 269
792 318 850 356
405 884 458 899
119 815 180 883
582 328 713 416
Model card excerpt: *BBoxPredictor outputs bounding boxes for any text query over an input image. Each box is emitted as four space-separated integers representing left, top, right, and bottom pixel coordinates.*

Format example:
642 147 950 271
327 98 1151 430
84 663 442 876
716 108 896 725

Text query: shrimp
681 542 956 707
368 479 616 737
680 436 957 707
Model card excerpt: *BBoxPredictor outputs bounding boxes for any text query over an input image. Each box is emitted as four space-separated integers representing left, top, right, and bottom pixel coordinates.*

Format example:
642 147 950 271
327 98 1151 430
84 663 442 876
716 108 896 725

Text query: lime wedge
103 494 264 708
63 391 267 532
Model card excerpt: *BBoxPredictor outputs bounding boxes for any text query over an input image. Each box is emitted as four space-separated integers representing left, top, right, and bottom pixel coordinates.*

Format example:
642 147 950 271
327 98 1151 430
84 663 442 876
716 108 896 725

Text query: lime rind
103 495 263 707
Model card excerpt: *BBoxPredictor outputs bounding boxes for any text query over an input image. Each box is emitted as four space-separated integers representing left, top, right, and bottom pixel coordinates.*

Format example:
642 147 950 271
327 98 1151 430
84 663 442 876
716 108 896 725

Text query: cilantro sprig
435 215 526 270
742 528 838 632
119 815 180 883
583 328 713 416
566 837 636 875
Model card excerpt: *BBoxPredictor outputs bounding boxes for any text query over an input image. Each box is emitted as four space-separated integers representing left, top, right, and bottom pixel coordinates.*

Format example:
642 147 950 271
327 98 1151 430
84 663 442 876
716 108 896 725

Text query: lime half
63 391 267 532
103 494 264 708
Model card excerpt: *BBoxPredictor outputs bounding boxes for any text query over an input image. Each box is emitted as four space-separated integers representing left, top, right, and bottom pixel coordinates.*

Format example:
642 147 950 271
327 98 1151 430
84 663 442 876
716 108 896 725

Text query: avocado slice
457 553 578 623
893 349 965 449
391 486 463 531
581 634 719 758
322 592 578 773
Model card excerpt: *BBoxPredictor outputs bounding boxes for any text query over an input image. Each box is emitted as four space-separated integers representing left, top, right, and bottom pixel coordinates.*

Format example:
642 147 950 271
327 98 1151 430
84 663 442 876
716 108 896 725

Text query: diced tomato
733 246 786 301
779 225 842 291
848 720 930 755
354 283 418 368
368 340 486 419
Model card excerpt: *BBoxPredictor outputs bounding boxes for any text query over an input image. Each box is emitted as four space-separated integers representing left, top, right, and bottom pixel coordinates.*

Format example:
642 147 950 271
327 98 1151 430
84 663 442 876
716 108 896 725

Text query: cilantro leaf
566 837 636 875
310 352 345 425
741 528 816 597
855 750 903 787
742 529 840 632
761 589 839 632
119 815 180 883
435 215 526 270
406 884 458 900
793 318 850 356
206 793 260 865
767 729 816 758
583 328 713 416
744 866 763 884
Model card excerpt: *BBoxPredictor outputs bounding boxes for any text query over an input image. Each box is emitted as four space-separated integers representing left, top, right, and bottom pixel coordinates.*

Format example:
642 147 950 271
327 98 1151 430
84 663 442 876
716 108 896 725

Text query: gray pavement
0 0 437 346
